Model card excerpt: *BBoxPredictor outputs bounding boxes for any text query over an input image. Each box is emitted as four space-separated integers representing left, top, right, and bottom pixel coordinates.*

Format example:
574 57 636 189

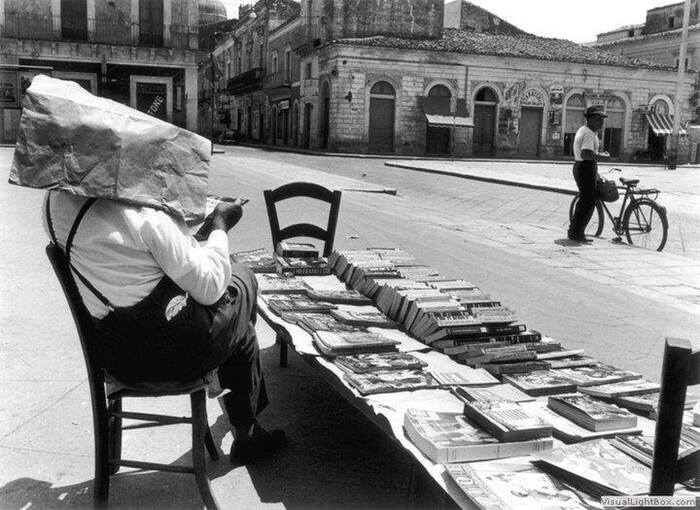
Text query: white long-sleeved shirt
43 191 231 319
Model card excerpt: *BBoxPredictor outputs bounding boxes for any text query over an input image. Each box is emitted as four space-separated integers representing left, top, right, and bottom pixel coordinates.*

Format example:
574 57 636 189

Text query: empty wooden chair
46 243 221 509
263 182 342 366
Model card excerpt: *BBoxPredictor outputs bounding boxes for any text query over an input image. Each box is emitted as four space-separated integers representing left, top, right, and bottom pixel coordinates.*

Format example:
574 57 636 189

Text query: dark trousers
569 160 598 238
218 264 269 428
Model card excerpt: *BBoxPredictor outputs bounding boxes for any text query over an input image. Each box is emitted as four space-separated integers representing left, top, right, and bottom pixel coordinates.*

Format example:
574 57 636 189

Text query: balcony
227 67 265 95
1 13 198 50
263 71 292 90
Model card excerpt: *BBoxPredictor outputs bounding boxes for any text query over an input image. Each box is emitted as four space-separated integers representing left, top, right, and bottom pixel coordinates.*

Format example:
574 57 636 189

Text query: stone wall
644 0 699 35
318 44 696 159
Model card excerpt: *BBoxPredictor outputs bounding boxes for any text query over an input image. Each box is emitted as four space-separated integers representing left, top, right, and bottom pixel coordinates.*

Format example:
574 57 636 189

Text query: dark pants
569 160 598 238
217 264 269 428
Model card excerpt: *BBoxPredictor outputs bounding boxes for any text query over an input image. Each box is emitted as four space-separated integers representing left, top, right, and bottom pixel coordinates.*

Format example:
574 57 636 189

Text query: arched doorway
473 87 498 156
603 97 625 158
369 81 395 153
564 93 585 156
648 98 670 161
426 84 451 155
320 81 330 149
519 88 545 159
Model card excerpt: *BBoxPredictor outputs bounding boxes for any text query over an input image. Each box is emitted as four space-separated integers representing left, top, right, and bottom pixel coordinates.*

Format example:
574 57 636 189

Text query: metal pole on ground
668 0 691 170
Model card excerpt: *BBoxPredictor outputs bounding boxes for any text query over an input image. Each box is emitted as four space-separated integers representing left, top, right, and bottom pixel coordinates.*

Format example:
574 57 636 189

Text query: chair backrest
650 337 700 495
263 181 342 258
46 243 106 391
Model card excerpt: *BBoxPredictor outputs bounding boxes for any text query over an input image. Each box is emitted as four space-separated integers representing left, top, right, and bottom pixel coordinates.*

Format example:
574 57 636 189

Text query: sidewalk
384 160 700 217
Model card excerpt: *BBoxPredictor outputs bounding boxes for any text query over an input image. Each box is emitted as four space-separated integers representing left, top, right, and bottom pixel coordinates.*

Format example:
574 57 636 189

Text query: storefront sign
278 100 289 110
549 84 563 106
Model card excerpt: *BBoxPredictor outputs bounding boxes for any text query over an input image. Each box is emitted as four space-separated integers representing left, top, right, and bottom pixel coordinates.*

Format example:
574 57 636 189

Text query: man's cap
584 105 608 118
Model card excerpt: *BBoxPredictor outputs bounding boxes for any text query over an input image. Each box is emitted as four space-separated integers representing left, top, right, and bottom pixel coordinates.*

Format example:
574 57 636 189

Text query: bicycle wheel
569 195 604 237
623 198 668 252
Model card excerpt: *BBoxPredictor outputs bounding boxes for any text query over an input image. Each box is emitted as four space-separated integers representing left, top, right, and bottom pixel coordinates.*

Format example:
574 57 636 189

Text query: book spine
279 266 332 276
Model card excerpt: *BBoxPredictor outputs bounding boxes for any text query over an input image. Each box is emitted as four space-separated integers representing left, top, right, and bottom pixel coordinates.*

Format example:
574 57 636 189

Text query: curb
384 162 578 196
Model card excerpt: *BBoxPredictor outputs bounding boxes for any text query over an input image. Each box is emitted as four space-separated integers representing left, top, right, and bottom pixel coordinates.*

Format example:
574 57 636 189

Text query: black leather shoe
230 424 286 464
568 234 593 243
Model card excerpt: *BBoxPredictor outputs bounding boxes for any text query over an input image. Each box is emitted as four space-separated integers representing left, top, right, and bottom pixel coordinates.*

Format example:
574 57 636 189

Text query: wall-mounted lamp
344 91 352 103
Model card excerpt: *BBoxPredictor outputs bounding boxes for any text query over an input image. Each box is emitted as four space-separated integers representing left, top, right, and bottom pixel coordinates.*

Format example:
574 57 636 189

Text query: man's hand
597 151 611 159
210 199 244 232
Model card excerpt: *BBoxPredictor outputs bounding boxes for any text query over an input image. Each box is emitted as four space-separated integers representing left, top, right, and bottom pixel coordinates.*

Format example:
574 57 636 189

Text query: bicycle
568 168 669 252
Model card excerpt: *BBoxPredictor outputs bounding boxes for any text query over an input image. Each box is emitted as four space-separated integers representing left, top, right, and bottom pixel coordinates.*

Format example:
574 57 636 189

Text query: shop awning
425 114 474 128
645 112 687 136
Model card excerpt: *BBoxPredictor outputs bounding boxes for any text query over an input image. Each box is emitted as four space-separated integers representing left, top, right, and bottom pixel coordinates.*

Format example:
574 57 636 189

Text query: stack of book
305 288 372 305
230 247 276 273
403 409 552 464
578 379 660 399
276 256 332 276
279 312 364 335
502 370 578 396
452 384 534 404
265 295 337 315
312 330 399 357
550 363 642 387
257 274 311 294
276 241 319 258
461 399 553 442
547 393 638 432
330 307 399 328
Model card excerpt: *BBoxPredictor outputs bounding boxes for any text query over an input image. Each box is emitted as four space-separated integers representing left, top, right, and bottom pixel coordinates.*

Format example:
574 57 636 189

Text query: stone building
0 0 201 142
207 0 697 161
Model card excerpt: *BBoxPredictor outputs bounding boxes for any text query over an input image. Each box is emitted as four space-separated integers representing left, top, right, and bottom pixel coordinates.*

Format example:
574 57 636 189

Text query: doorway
369 81 395 153
519 107 542 158
473 87 498 156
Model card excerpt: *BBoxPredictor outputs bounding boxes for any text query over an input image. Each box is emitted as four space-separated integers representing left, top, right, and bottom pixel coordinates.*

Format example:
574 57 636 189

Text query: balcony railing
227 67 265 95
263 71 293 89
2 13 198 50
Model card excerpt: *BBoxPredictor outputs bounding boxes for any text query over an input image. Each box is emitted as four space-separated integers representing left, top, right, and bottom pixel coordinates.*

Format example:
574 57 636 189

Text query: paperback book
552 363 642 387
312 330 399 357
611 429 700 468
305 289 373 305
284 313 364 334
230 247 276 273
462 400 553 442
257 274 311 294
266 295 337 315
403 409 552 464
502 370 578 396
452 384 535 403
444 461 591 510
478 361 550 376
544 356 598 370
276 256 332 276
330 308 399 328
578 379 660 399
275 241 319 258
547 393 638 432
343 369 438 395
533 439 652 496
334 352 427 373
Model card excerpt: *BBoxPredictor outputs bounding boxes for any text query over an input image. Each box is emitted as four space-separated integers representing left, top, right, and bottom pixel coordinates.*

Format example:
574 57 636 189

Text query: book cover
553 363 642 387
501 370 577 396
452 384 535 403
578 379 660 399
230 247 276 273
343 369 438 395
334 352 427 373
533 439 651 496
445 461 590 510
479 361 550 376
305 289 373 305
276 256 332 276
330 308 399 328
287 313 364 333
257 274 311 294
547 394 637 432
276 241 319 258
462 400 553 442
611 429 700 467
403 410 552 465
529 404 642 443
266 296 337 315
544 356 598 370
313 330 399 357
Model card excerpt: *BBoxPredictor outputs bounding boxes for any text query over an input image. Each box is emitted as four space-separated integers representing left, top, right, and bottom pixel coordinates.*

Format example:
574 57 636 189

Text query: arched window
475 87 498 103
428 84 451 97
564 93 585 156
370 81 395 96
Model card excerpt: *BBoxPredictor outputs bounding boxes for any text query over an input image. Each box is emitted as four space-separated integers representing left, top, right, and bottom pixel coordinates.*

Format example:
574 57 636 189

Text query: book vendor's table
254 274 665 509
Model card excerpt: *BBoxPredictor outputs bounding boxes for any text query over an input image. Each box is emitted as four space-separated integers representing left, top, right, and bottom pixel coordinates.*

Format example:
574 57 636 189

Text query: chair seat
106 372 213 398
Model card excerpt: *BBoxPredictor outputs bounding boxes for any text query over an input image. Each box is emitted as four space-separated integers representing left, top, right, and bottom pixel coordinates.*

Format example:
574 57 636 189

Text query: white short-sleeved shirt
573 125 599 162
43 191 231 319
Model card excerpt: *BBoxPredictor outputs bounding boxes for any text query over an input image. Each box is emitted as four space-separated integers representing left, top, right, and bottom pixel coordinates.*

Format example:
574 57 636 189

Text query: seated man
43 190 285 464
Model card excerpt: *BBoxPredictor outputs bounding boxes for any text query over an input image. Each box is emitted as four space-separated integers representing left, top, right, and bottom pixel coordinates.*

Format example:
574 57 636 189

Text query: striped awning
645 112 687 136
425 114 474 128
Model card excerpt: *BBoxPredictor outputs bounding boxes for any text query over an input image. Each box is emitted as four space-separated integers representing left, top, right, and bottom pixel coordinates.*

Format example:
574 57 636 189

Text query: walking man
568 104 609 242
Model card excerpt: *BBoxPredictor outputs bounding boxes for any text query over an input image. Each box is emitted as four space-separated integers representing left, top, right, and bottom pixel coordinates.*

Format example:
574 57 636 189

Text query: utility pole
210 52 216 155
669 0 691 169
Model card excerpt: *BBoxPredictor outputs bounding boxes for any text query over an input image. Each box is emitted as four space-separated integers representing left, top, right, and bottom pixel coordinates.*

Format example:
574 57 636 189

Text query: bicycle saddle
619 177 639 187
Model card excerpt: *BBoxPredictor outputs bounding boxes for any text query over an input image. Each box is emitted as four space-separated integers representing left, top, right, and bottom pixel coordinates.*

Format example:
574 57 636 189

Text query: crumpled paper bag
9 75 211 223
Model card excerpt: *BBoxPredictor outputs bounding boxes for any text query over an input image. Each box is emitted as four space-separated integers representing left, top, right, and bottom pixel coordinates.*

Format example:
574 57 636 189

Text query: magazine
578 379 660 399
502 370 578 396
343 369 438 395
257 274 311 294
462 400 553 442
552 363 641 387
547 394 637 432
334 352 427 373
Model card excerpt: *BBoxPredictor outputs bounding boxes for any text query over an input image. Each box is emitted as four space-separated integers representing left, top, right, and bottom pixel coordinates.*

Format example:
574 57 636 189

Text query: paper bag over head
8 75 211 223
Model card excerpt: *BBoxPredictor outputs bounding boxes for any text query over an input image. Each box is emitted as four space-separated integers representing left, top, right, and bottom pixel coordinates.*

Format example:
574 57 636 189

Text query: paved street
1 144 700 508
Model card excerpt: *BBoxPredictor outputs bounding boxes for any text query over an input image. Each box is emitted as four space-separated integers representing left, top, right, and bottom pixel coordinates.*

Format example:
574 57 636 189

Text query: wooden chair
46 243 221 509
263 182 342 367
650 337 700 495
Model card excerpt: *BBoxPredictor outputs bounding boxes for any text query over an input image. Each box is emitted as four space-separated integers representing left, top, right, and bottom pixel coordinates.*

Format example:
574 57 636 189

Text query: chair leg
205 427 220 461
191 391 220 510
93 400 111 508
108 397 122 475
278 331 288 368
